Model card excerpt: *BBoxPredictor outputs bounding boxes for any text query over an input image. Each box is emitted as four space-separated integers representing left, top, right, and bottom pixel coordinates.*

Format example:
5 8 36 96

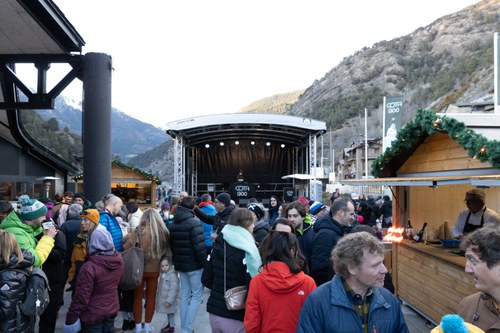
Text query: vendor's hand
45 225 58 238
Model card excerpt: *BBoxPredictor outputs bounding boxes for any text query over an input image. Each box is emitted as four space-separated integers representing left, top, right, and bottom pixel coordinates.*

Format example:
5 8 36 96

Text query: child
155 256 179 333
0 230 35 333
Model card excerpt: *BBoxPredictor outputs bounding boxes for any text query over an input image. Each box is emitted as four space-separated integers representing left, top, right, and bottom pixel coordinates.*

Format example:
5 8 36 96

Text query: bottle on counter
406 220 414 240
413 222 428 242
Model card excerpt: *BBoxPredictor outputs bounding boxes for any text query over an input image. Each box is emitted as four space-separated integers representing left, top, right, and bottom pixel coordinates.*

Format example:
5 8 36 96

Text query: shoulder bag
223 241 248 310
119 224 144 291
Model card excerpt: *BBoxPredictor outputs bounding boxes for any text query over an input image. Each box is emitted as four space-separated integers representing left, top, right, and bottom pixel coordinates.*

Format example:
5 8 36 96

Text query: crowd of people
0 187 498 332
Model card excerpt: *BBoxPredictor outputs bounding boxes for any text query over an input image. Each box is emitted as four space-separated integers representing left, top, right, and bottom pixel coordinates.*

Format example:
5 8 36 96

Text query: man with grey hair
60 203 83 276
298 232 409 333
453 188 500 238
310 196 355 286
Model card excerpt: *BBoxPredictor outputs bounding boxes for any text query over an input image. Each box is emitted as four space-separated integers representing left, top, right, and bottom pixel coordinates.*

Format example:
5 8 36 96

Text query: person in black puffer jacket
168 196 207 333
38 226 67 333
247 203 270 245
310 197 355 286
0 230 36 333
194 193 236 235
201 208 262 333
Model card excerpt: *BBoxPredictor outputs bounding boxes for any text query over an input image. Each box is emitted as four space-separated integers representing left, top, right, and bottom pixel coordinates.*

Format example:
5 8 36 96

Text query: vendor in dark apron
453 189 500 238
462 207 486 234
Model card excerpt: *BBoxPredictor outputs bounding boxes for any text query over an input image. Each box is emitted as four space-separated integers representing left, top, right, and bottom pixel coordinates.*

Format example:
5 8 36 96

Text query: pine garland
371 109 500 177
72 159 161 184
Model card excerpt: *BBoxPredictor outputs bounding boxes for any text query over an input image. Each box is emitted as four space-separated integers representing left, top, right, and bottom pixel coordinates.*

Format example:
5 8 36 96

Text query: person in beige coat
123 208 171 333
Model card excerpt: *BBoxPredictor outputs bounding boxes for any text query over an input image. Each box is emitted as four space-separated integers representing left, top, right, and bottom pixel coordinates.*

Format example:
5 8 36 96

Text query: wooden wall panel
398 133 491 174
396 244 476 324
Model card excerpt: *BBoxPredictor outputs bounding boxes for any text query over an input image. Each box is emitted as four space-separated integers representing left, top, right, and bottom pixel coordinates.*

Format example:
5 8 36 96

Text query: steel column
309 134 317 201
173 136 184 195
82 53 112 204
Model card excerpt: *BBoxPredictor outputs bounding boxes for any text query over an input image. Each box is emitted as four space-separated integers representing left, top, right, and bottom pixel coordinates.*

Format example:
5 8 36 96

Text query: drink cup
42 221 54 229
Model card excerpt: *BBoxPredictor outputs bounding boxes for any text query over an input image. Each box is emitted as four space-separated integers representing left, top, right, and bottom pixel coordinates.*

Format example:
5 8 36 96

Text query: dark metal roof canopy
0 0 86 173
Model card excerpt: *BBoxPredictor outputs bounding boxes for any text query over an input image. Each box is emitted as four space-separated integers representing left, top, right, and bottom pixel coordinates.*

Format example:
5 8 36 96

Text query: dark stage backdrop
196 144 291 185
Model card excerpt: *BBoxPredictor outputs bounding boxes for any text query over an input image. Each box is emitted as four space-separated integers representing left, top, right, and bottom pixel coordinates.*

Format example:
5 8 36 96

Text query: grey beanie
89 229 115 254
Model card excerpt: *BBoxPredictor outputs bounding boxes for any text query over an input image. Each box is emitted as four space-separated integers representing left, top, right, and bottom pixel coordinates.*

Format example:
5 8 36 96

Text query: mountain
97 0 500 180
239 90 304 114
35 96 170 160
127 140 174 183
288 0 498 126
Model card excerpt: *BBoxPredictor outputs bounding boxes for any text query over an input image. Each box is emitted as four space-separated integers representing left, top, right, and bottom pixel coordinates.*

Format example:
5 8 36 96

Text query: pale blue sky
17 0 480 127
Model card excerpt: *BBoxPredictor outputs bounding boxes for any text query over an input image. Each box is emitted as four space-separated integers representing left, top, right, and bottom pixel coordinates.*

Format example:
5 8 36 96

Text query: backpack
18 267 50 317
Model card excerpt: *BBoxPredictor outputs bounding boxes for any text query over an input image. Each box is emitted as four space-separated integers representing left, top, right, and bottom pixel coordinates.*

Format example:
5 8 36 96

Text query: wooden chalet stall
342 109 500 324
74 160 161 208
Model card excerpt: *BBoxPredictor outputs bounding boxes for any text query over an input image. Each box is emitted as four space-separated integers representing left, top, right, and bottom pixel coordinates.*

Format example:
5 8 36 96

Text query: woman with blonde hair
67 209 103 291
123 208 171 333
0 230 35 332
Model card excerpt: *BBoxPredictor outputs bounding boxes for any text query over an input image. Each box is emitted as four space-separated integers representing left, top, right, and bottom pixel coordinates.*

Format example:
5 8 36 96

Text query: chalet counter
395 240 476 324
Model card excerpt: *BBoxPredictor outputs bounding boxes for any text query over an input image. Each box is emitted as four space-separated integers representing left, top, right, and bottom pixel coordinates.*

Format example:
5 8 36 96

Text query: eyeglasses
464 199 481 204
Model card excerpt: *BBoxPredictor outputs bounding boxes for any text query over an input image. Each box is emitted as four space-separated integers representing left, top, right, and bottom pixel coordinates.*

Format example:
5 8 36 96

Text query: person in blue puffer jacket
198 193 217 254
297 232 409 333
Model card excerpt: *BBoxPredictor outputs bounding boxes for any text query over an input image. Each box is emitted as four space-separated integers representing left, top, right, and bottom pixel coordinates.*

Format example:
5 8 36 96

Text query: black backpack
18 267 50 317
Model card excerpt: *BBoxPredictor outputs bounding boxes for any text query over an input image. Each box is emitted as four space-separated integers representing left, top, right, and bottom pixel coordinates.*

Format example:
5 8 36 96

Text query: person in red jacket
244 231 316 333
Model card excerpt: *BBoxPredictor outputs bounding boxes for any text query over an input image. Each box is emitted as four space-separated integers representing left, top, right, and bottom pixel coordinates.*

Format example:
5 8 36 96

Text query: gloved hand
62 318 81 333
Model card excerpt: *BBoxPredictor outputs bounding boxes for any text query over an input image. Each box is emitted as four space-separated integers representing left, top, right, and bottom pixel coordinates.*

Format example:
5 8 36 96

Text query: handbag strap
135 223 142 248
223 240 227 293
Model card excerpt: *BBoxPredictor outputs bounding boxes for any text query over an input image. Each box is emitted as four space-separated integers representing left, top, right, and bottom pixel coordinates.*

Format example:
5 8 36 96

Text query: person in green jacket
0 195 57 267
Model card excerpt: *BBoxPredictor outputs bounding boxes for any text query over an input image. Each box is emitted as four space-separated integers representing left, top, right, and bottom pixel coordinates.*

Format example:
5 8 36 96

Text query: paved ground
44 286 433 333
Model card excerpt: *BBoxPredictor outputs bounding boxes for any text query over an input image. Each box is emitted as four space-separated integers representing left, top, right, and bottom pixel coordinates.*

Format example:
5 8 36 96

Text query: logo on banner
383 96 404 152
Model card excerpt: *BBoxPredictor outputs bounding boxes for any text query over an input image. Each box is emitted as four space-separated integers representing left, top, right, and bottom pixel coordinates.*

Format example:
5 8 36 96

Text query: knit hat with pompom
18 195 47 221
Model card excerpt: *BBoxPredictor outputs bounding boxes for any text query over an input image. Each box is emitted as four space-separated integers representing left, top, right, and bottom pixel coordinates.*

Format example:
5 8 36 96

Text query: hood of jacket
259 261 306 293
198 201 214 209
254 219 270 231
0 250 34 270
0 211 41 234
199 202 217 215
313 214 346 235
88 252 123 271
129 209 143 219
173 205 196 223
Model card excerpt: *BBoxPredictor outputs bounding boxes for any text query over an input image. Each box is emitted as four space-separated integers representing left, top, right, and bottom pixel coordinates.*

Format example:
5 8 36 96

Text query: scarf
221 224 262 277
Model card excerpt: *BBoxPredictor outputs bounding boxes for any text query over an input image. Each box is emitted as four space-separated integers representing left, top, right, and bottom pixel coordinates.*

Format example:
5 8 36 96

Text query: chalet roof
371 109 500 178
72 160 161 185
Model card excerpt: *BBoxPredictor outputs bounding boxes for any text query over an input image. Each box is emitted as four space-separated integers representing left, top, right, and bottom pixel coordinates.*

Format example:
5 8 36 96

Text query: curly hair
460 226 500 268
332 232 384 279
